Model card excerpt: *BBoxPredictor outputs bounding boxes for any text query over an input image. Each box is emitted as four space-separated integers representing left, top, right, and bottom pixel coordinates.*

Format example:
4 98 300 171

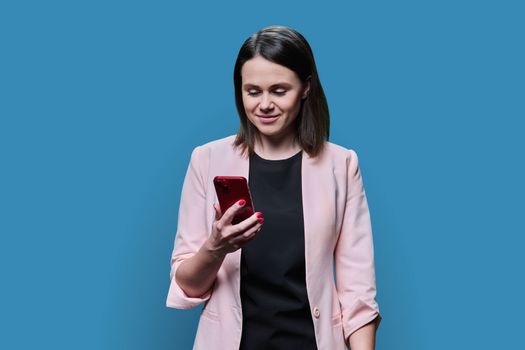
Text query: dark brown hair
232 25 330 158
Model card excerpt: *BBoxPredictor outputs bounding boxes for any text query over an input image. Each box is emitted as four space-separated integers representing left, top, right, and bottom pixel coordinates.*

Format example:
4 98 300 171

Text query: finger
230 222 263 244
233 226 263 246
220 199 248 225
228 211 263 237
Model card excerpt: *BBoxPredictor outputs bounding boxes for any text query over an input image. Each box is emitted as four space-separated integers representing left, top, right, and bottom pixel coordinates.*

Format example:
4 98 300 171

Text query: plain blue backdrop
1 0 523 349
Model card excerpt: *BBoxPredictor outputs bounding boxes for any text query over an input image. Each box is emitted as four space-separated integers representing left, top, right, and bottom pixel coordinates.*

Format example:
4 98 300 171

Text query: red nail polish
255 212 263 218
259 218 264 223
238 199 246 206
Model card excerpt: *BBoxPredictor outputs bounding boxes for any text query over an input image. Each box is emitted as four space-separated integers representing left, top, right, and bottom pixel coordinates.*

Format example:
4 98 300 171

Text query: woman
166 25 382 350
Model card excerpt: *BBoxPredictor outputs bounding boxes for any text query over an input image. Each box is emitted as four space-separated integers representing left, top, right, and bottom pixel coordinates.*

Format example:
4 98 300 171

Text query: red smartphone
213 176 255 225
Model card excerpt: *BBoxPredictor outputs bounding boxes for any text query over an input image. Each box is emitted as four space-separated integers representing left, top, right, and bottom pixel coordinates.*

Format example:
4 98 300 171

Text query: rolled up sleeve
166 145 213 309
334 149 382 342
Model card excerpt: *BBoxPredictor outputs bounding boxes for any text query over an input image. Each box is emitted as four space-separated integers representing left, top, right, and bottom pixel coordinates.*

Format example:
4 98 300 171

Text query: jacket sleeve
334 149 382 343
166 145 213 309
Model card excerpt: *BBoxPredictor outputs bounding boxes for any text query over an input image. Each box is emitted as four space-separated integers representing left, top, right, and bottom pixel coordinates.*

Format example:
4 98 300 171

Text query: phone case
213 176 255 225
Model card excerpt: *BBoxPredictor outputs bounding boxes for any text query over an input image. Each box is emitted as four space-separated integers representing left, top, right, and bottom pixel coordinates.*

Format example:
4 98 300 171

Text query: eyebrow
243 82 293 89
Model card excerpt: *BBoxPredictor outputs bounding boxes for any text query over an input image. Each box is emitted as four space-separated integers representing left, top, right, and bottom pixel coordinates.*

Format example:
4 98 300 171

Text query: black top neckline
252 150 303 163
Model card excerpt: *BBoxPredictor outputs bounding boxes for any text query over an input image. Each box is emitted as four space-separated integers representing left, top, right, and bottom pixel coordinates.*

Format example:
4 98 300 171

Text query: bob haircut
232 25 330 159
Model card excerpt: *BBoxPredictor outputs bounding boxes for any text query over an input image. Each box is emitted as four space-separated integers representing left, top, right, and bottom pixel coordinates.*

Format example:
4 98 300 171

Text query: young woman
166 25 382 350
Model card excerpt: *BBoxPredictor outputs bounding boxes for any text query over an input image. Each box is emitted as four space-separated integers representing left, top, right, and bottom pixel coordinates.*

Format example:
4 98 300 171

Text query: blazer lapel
301 150 318 294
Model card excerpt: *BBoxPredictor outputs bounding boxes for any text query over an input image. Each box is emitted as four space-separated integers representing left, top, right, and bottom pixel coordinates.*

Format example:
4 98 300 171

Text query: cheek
280 96 301 112
242 97 257 111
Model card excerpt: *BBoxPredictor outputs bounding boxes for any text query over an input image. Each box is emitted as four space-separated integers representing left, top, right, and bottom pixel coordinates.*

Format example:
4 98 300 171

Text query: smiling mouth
256 114 280 118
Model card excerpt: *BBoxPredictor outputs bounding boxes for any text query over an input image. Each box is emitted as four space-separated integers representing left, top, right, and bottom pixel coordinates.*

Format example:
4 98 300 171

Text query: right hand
206 199 264 256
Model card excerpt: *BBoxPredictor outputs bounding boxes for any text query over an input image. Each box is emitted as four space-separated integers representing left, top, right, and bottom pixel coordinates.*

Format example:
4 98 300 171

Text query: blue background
1 0 523 349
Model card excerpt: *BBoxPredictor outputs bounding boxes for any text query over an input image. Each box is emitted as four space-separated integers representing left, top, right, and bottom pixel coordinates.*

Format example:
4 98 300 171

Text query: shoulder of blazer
188 134 239 170
324 141 359 167
196 134 237 156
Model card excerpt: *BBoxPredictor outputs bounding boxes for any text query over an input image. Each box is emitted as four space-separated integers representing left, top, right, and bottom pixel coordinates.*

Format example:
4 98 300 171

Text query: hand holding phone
208 176 264 255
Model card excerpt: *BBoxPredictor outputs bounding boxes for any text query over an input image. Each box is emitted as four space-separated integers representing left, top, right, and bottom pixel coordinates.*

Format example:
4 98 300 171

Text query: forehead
241 56 300 87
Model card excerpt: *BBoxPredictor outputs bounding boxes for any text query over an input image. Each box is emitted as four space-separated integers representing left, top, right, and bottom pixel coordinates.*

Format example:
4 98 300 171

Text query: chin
257 126 289 138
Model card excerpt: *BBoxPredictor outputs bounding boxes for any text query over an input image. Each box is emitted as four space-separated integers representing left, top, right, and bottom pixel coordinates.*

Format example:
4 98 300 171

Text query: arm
347 316 380 350
175 241 226 298
166 145 217 309
167 146 264 307
335 149 382 348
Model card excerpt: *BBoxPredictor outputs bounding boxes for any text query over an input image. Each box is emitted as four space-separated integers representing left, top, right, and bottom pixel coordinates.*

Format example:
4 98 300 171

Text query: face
241 55 310 140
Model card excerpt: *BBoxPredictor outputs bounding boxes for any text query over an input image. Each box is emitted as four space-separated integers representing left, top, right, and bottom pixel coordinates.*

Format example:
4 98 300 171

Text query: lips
256 114 280 118
256 114 280 124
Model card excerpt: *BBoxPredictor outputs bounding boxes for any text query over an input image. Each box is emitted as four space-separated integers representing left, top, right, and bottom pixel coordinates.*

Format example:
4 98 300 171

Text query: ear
302 75 311 99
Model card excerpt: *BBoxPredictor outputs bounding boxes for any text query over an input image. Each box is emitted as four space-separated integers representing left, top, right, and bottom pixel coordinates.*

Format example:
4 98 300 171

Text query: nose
259 92 274 111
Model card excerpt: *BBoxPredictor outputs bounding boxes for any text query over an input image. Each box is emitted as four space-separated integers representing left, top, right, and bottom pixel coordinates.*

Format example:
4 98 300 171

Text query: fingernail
238 199 246 206
255 212 263 218
259 218 264 223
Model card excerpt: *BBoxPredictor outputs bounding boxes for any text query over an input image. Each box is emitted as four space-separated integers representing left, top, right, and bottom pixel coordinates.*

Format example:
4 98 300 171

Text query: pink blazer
166 134 382 349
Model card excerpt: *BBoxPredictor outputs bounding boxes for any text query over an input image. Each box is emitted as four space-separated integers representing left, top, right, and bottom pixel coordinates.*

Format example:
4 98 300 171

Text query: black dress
239 150 318 350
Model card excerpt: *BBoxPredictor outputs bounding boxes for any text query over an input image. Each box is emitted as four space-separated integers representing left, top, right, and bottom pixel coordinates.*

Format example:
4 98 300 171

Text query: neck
254 131 301 160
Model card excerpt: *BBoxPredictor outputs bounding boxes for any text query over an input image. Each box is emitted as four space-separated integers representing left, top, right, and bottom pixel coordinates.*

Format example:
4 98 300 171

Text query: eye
246 89 287 96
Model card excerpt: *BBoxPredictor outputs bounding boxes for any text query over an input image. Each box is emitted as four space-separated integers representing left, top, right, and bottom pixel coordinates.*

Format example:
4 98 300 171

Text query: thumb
213 203 222 220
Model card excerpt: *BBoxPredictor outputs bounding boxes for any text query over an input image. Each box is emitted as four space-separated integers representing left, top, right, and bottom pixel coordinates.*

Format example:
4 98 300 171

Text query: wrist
203 239 226 260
